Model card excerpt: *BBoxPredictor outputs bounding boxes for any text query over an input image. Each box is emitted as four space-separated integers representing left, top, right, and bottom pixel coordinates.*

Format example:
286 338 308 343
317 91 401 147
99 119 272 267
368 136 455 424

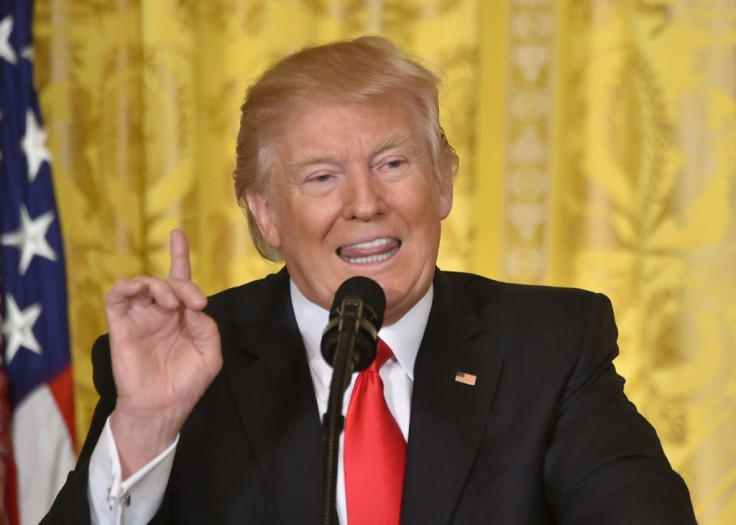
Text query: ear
438 172 454 220
246 191 282 249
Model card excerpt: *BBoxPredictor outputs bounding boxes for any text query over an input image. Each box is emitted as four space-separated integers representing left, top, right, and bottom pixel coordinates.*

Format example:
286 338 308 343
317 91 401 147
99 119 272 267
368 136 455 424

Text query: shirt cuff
88 417 178 525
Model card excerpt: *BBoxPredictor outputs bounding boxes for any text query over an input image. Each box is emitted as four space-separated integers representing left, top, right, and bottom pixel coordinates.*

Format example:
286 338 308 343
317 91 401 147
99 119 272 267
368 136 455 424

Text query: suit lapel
402 271 504 525
222 270 324 524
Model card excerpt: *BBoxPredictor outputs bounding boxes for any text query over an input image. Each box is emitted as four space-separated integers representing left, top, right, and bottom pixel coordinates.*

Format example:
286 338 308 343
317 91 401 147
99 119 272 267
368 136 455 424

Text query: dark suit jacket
44 269 696 524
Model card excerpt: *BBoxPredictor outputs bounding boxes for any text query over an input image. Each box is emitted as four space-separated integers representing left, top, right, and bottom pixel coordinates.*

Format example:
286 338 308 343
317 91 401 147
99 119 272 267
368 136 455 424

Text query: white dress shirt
87 280 432 524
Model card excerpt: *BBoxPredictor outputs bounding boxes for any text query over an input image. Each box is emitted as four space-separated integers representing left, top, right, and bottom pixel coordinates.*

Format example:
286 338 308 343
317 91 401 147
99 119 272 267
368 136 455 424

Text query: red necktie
344 338 406 525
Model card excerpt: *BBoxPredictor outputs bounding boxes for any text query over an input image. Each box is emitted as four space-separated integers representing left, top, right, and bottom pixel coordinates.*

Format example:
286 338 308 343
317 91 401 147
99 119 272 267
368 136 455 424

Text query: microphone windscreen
331 276 386 328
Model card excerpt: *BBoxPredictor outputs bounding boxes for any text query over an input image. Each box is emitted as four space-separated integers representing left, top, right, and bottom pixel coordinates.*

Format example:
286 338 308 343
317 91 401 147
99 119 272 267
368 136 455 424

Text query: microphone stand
321 325 357 525
319 278 384 525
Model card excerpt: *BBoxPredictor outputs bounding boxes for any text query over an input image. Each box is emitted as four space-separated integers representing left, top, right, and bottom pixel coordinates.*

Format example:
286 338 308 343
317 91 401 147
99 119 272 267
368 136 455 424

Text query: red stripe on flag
47 368 76 452
7 455 19 525
0 363 19 525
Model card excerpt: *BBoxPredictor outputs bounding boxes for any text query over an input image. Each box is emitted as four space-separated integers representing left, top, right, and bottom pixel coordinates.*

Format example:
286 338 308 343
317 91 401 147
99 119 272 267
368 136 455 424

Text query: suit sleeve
41 335 118 525
543 293 697 524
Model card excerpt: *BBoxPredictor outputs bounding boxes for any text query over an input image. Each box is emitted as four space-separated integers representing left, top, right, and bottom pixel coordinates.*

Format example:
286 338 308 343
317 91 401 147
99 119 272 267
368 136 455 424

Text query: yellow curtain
551 3 736 522
33 1 735 522
474 1 736 523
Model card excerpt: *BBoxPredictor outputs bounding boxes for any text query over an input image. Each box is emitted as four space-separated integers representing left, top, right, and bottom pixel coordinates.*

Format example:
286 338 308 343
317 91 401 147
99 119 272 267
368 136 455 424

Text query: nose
341 167 384 221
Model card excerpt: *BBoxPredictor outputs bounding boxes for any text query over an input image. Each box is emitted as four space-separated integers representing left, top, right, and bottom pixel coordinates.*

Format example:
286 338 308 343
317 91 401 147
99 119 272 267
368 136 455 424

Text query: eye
300 171 339 195
305 173 334 184
376 156 409 181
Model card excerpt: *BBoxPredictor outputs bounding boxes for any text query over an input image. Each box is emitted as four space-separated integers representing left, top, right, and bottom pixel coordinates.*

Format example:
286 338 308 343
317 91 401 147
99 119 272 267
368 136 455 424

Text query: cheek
280 201 338 249
408 187 445 226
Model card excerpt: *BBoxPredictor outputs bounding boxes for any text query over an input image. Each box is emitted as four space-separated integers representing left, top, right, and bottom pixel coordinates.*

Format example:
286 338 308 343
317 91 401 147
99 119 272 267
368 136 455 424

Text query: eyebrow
287 154 340 172
371 134 414 157
287 134 416 172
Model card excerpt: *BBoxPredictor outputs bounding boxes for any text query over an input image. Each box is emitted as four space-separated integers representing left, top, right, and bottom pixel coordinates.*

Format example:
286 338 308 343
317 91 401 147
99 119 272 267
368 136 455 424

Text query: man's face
247 94 453 326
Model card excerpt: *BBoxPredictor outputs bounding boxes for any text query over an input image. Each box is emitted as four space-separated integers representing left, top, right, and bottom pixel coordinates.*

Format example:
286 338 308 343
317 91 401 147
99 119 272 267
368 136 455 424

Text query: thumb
184 308 220 345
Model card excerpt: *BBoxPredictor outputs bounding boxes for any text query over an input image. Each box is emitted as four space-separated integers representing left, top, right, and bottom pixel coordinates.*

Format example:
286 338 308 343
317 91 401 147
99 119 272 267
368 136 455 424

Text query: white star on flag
1 294 43 365
21 109 51 182
20 43 33 61
0 15 17 65
1 204 58 275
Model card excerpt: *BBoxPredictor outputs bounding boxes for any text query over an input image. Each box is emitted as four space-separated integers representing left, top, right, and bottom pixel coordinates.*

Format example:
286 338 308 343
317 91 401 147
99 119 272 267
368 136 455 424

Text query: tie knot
369 338 393 372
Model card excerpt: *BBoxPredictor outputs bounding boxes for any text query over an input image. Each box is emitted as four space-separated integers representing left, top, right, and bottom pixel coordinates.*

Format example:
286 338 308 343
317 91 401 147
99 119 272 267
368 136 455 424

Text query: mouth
336 237 401 264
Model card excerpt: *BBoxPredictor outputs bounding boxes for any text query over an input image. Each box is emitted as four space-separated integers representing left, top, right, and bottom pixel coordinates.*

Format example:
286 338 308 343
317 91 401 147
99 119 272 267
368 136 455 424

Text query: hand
105 229 222 478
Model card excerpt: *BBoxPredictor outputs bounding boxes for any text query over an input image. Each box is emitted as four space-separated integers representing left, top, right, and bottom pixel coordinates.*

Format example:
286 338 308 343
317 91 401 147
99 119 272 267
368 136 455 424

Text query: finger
104 278 148 309
168 229 192 282
168 279 208 311
132 277 182 309
105 277 180 311
104 279 150 319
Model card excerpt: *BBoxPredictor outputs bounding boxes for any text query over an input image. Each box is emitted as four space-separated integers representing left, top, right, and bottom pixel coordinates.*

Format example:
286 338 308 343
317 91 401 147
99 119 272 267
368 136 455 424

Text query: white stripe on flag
12 383 75 525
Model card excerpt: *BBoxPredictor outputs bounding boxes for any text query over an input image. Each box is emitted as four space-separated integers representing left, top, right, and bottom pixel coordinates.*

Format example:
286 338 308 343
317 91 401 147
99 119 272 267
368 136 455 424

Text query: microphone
319 276 386 525
321 276 386 372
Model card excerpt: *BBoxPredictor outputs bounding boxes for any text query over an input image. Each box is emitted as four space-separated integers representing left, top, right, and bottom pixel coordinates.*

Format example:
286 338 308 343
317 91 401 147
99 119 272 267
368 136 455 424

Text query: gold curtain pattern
32 1 735 523
551 3 736 522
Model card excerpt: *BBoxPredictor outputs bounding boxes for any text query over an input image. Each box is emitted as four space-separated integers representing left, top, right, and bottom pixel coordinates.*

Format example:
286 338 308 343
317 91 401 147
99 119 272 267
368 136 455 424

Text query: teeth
342 238 394 250
342 250 396 264
338 237 400 264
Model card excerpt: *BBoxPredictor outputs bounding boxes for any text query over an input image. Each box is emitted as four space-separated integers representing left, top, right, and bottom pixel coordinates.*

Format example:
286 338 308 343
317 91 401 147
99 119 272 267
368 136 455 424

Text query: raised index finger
168 229 192 281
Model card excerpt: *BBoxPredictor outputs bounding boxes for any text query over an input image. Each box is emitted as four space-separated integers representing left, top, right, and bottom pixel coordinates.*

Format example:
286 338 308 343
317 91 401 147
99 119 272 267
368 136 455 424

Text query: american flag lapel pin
455 371 477 386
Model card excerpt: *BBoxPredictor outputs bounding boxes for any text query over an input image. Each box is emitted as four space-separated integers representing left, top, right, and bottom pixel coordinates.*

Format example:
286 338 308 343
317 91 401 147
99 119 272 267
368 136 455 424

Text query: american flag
0 1 76 523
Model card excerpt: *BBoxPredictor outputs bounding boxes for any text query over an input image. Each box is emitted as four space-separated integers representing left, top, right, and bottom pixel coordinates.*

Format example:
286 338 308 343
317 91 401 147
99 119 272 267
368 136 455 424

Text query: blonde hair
234 36 458 261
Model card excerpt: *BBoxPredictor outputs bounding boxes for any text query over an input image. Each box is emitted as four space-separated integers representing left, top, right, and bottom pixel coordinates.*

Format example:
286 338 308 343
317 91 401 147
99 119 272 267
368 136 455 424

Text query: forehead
274 93 424 159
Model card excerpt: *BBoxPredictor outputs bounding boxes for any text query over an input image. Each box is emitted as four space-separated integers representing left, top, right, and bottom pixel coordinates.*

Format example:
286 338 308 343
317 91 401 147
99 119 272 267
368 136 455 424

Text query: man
44 36 696 524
